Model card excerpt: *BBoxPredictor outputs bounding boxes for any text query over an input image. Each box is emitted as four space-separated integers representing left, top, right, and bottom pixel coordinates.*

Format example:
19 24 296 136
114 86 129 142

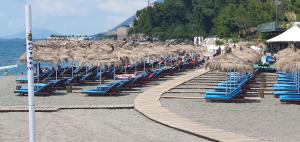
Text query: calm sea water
0 40 27 75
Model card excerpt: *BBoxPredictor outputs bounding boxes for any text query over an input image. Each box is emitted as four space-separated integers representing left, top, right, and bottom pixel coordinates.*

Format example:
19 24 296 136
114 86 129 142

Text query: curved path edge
134 69 263 142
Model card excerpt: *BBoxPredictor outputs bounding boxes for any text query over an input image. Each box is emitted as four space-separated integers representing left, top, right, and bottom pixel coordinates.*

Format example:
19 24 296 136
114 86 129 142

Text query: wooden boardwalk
134 69 263 142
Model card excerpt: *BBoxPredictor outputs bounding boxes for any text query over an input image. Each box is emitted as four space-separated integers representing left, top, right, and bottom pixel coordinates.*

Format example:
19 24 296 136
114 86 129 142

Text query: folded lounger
274 91 300 97
280 95 300 102
205 86 242 101
14 82 54 96
82 82 121 96
65 75 82 85
80 73 96 82
205 74 251 101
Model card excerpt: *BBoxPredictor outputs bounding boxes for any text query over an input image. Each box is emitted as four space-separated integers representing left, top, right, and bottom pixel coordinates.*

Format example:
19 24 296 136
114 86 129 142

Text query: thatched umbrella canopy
205 51 253 73
275 49 300 72
232 46 261 64
275 47 297 60
19 39 207 68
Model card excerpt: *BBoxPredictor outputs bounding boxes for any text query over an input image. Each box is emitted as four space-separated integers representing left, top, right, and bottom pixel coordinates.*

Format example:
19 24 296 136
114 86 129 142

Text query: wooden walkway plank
134 69 264 142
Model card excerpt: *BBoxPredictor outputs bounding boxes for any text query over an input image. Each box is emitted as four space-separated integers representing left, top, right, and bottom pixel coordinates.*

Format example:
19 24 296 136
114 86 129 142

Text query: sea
0 39 27 76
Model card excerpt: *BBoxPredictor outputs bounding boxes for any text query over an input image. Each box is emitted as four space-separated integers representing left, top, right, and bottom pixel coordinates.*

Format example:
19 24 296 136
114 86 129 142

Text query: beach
1 65 300 142
0 72 210 142
1 0 300 141
0 110 208 142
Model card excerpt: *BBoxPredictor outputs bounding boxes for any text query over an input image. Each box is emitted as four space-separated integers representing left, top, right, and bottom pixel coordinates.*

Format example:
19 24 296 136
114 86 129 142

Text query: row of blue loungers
80 64 197 96
15 66 101 96
15 61 200 96
273 72 300 103
205 72 253 101
80 66 188 96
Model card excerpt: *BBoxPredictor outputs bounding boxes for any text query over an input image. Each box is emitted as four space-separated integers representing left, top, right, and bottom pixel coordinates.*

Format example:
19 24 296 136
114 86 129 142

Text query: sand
161 96 300 142
0 109 209 142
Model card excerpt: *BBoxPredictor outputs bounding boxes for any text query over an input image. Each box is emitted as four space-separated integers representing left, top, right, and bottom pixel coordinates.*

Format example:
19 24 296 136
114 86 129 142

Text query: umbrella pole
125 60 127 75
114 61 116 80
100 63 102 86
71 62 74 78
37 62 40 83
144 59 146 71
135 62 137 73
226 70 228 94
55 65 58 80
85 66 88 75
151 59 154 71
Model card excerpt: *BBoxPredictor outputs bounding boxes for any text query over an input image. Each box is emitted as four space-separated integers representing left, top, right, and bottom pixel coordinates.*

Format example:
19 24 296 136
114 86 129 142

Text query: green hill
129 0 300 40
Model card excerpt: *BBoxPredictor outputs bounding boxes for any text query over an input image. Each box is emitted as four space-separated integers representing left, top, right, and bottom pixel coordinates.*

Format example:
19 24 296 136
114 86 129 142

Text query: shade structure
267 22 300 43
204 52 253 73
19 40 206 67
231 46 261 64
275 48 300 72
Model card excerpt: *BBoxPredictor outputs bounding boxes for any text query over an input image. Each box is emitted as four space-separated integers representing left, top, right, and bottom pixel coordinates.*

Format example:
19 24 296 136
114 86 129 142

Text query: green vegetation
129 0 300 40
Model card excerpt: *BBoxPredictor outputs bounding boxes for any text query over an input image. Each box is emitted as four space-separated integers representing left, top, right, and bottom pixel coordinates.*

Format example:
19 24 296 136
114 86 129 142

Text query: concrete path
134 69 263 142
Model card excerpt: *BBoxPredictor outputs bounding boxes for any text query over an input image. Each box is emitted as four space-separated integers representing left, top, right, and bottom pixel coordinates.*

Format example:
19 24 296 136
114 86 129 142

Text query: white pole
25 5 36 142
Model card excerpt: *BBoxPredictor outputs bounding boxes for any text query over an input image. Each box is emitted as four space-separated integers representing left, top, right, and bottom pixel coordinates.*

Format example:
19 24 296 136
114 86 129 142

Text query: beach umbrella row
19 40 205 67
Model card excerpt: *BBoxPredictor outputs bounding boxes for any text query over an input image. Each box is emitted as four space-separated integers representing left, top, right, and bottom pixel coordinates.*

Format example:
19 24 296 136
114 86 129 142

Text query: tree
129 0 288 40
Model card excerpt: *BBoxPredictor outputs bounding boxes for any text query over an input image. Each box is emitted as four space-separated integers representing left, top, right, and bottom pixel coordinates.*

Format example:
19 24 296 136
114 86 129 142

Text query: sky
0 0 149 36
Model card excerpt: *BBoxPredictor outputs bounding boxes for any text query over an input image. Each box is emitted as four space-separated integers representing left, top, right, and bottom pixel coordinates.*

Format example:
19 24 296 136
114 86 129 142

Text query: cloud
0 0 149 36
97 0 147 15
32 0 89 16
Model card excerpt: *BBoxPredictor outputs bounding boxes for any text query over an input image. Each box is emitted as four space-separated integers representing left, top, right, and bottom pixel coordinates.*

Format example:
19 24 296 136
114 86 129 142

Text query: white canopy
267 22 300 43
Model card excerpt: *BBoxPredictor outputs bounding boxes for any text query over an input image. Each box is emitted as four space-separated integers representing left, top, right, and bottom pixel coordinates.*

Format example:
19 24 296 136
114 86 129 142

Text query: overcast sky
0 0 149 36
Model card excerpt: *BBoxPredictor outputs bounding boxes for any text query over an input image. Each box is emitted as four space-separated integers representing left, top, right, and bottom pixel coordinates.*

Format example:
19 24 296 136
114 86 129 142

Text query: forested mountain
129 0 300 40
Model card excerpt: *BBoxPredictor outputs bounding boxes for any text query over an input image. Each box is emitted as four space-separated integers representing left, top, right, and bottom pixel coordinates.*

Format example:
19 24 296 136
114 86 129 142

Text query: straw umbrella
275 49 300 72
232 46 261 64
204 50 253 73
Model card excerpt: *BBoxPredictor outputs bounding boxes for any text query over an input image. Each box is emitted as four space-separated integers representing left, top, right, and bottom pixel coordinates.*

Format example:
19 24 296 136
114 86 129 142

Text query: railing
257 21 283 33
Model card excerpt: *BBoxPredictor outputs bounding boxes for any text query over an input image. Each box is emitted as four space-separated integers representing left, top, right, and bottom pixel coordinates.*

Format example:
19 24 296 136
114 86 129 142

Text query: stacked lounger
273 72 300 102
205 72 252 101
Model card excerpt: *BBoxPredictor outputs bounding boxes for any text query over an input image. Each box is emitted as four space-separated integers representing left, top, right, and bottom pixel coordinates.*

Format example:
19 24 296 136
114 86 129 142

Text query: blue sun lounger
14 82 54 96
205 73 251 101
82 82 121 96
273 71 300 97
205 86 242 101
274 91 300 97
280 95 300 102
65 75 82 85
